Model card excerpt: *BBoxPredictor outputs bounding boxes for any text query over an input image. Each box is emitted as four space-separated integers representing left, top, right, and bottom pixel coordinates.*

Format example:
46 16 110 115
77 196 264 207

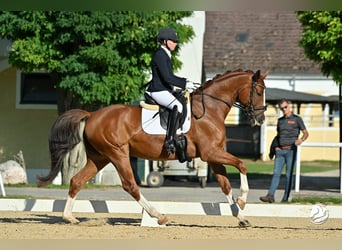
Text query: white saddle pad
141 102 191 135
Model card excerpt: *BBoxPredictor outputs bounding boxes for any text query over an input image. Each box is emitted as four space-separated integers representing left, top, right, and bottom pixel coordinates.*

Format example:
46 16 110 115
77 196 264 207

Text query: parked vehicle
144 158 210 188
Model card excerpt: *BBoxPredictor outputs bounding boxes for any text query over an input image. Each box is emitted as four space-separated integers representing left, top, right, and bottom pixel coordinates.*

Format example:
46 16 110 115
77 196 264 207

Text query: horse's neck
199 73 250 119
208 74 247 103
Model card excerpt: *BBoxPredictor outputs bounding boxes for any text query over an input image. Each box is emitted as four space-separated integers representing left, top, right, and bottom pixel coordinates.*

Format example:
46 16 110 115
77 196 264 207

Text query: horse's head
192 69 268 126
235 70 268 126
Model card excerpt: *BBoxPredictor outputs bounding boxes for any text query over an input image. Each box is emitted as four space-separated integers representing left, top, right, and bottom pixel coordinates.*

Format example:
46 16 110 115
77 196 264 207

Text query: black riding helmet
157 28 179 43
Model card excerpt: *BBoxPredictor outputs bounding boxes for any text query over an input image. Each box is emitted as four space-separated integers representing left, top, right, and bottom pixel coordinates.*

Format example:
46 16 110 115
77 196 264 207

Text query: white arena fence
295 142 342 194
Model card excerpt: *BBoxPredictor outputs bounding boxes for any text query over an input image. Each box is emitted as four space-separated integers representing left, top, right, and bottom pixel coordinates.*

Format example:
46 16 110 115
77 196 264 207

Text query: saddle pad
141 103 191 135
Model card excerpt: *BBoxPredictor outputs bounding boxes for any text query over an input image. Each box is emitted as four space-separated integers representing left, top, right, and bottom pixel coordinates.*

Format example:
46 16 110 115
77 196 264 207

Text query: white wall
265 74 338 96
176 11 205 84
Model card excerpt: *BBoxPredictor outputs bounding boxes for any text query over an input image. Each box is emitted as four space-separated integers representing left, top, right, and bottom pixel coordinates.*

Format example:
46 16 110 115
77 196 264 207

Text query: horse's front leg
206 150 249 210
237 170 249 210
209 163 251 228
63 159 99 224
207 148 249 209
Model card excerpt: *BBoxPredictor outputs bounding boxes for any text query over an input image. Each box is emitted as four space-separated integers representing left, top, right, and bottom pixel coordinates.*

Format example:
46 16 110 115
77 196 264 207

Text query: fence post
340 149 342 194
295 146 301 192
0 172 6 197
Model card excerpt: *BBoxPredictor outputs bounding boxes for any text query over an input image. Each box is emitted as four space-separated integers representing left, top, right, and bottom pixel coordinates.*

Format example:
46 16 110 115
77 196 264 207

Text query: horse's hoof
158 215 168 225
63 216 80 224
238 220 251 228
237 197 246 210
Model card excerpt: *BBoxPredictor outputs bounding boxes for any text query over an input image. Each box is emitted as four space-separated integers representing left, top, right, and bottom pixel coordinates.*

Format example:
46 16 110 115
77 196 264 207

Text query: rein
191 92 232 120
191 77 266 120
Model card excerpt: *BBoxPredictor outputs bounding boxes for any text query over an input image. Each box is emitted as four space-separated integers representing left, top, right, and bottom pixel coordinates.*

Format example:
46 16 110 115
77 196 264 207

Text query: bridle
234 78 267 118
191 77 267 120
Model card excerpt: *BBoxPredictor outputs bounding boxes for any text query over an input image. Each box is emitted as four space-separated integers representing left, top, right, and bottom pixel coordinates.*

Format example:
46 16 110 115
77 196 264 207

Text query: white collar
161 45 171 58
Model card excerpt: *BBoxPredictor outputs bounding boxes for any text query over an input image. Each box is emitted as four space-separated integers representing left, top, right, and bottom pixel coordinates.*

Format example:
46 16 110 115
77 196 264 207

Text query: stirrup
164 139 176 154
174 134 192 163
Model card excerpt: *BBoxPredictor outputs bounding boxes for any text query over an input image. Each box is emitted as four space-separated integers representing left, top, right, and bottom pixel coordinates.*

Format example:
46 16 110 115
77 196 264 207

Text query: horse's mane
201 69 254 89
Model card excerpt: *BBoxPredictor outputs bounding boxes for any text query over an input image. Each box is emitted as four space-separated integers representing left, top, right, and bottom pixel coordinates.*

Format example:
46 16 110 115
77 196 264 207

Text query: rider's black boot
164 106 181 154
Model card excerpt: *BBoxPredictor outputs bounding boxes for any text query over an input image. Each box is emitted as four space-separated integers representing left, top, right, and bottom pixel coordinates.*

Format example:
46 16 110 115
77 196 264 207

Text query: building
0 38 58 183
202 11 340 161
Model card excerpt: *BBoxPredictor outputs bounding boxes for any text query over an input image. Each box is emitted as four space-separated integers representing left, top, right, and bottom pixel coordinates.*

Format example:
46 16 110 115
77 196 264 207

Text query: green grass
0 195 35 199
291 197 342 205
225 159 338 174
1 183 118 199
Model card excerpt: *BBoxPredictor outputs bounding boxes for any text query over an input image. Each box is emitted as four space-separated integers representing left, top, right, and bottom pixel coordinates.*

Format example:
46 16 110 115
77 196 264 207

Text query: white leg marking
138 193 168 225
138 193 161 219
226 191 246 221
239 173 249 202
63 195 75 217
63 195 79 223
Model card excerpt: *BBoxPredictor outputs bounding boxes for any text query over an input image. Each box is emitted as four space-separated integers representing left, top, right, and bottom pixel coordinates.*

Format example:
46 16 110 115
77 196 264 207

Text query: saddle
142 92 188 130
140 92 192 163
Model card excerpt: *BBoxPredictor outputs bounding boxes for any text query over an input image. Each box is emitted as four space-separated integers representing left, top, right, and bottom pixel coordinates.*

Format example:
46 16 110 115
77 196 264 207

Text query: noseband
192 77 267 120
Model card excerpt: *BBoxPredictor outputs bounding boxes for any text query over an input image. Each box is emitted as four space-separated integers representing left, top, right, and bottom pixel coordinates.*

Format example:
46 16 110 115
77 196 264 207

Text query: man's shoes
281 198 288 203
259 194 275 203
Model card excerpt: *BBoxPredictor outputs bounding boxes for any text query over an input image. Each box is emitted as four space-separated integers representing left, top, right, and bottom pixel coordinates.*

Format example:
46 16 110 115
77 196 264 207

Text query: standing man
260 99 309 203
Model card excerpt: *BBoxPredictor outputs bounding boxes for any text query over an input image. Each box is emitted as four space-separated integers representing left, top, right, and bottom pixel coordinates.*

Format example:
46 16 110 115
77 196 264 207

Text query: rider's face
166 40 177 51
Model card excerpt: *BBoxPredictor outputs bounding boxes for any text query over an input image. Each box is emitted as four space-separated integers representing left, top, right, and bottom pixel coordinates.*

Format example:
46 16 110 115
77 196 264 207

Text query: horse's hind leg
63 159 99 224
137 193 168 225
109 150 168 225
210 163 251 228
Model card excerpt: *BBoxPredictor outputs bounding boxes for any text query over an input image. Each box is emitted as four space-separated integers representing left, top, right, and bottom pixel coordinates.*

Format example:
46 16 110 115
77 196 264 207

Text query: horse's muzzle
250 111 265 127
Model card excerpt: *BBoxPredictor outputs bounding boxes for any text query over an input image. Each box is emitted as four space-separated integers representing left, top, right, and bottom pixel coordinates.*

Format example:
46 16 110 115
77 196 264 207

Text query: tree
297 11 342 182
0 11 194 113
297 11 342 84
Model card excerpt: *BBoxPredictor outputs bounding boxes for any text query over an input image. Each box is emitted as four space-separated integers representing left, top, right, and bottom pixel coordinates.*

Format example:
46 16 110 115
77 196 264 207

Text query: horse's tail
37 109 90 187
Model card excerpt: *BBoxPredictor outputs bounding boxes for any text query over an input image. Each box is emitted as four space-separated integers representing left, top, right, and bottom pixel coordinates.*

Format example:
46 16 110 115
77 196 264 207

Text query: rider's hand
186 80 201 93
193 82 201 89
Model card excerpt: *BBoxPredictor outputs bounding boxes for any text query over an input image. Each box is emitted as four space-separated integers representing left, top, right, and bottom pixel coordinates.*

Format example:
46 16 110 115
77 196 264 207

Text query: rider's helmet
157 28 179 43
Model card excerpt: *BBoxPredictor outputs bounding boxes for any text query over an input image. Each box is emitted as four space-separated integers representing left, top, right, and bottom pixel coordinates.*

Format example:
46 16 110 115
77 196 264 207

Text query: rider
145 27 200 153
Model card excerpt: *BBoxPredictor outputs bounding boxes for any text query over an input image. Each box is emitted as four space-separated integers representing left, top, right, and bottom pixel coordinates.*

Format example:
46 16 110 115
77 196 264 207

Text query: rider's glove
186 80 201 93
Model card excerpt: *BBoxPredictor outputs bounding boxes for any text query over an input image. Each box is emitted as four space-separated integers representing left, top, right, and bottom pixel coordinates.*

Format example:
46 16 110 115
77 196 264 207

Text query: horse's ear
252 70 261 81
261 70 269 80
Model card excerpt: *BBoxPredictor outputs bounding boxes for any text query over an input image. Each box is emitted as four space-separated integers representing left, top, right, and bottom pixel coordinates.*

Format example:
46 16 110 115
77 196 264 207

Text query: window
16 71 57 109
235 32 249 43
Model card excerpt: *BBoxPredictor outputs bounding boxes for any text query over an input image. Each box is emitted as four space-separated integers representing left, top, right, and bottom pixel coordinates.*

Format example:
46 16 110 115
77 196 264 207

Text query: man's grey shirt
277 113 306 146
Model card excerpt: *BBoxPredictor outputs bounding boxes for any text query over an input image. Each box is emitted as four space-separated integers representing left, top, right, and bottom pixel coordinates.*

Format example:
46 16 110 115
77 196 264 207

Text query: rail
295 142 342 194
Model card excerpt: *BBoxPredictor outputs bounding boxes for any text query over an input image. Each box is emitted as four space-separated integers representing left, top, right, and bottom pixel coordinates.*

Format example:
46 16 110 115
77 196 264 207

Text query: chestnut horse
37 69 268 228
